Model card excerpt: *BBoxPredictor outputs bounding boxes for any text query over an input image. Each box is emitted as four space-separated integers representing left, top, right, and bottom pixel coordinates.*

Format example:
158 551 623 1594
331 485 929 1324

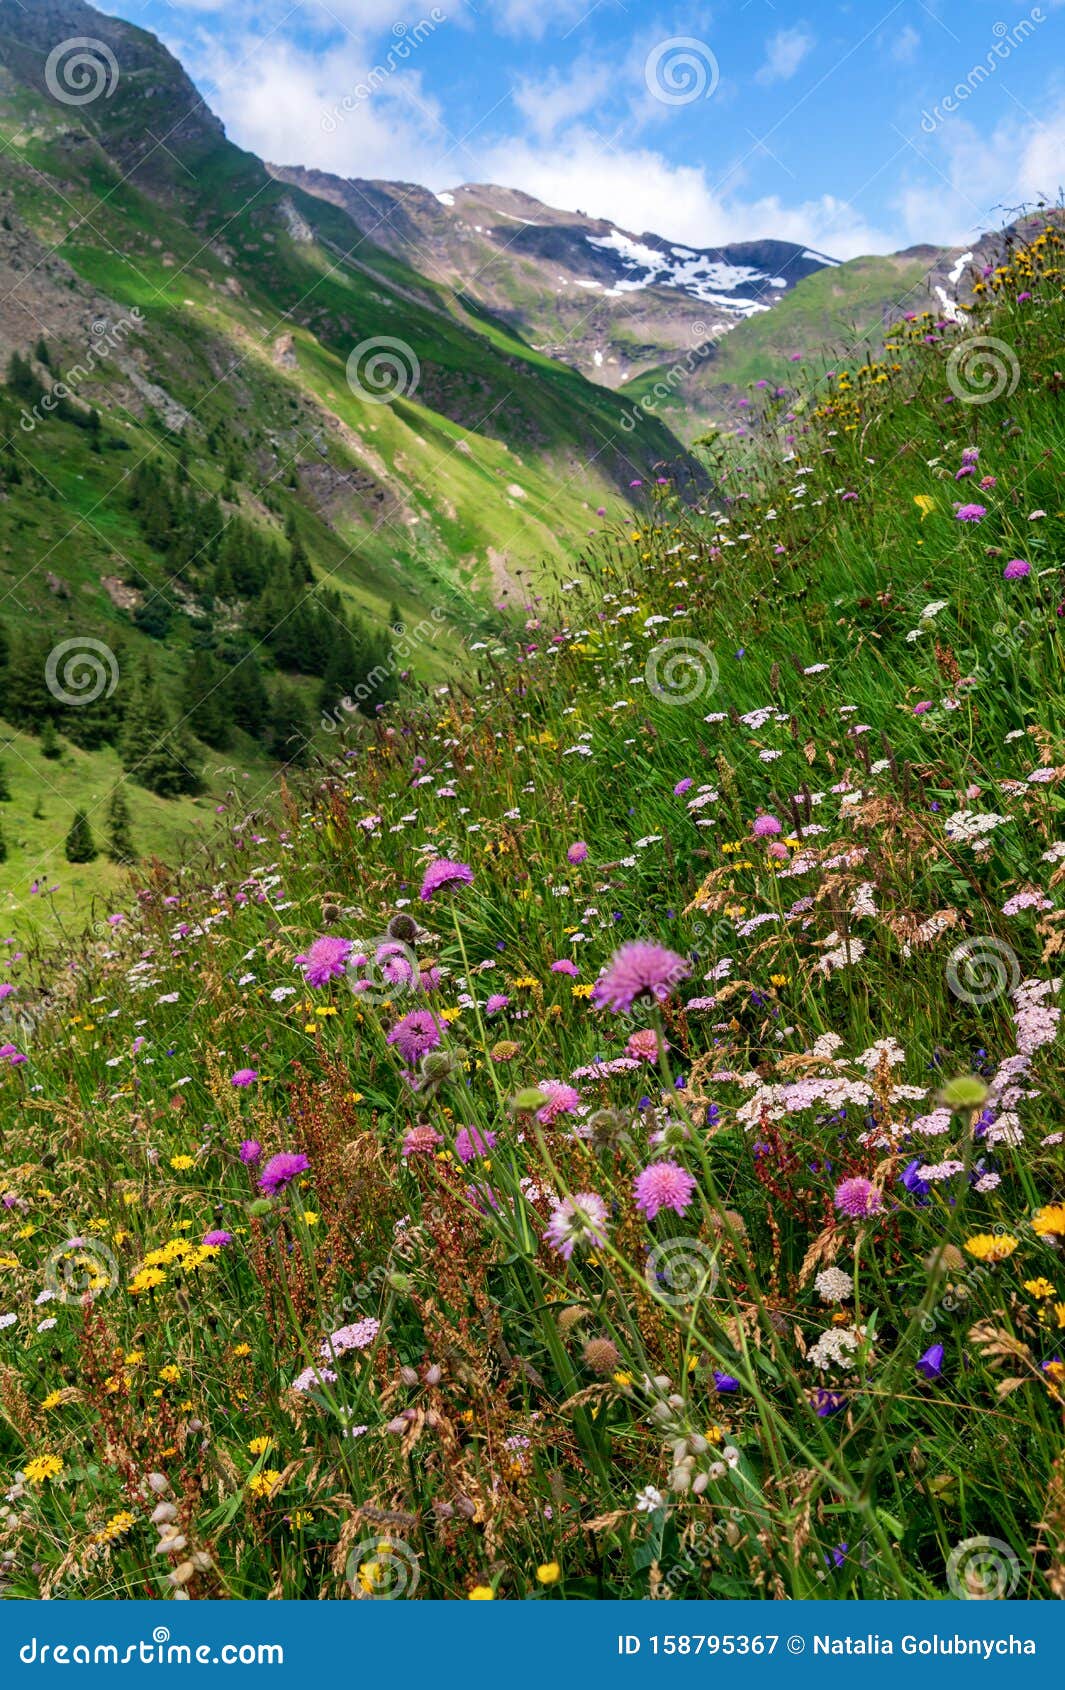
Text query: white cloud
895 102 1065 245
511 60 612 141
890 24 921 64
755 27 815 85
477 128 892 256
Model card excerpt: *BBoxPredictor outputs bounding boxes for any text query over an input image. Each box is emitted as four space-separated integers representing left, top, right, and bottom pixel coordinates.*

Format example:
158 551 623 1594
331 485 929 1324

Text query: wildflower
543 1192 610 1260
1032 1205 1065 1239
258 1152 310 1195
92 1510 136 1544
550 959 579 977
815 1266 854 1304
1002 559 1030 580
467 1585 495 1600
322 1318 379 1358
248 1436 272 1456
626 1028 662 1063
535 1079 581 1124
230 1068 258 1087
202 1230 233 1247
24 1454 64 1484
402 1123 444 1156
713 1371 740 1392
954 503 986 522
169 1155 194 1171
916 1343 945 1381
387 1010 442 1065
591 940 689 1013
752 814 782 836
419 858 473 900
485 993 510 1014
536 1562 561 1585
247 1469 283 1496
239 1139 262 1165
583 1337 620 1374
566 841 588 864
964 1233 1018 1262
633 1161 697 1220
635 1485 665 1512
1025 1279 1057 1300
833 1177 883 1219
296 935 353 987
455 1126 496 1163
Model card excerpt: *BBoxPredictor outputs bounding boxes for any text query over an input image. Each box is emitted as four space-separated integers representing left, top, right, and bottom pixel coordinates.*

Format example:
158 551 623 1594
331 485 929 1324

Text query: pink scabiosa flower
1003 558 1030 580
834 1176 883 1218
591 940 689 1013
954 503 986 523
455 1126 496 1164
387 1010 442 1065
543 1192 610 1260
230 1068 258 1087
296 934 353 987
626 1028 663 1064
419 858 473 901
913 701 933 715
673 778 694 796
550 959 579 977
239 1138 262 1165
634 1160 697 1220
202 1230 234 1248
752 813 782 837
485 993 510 1014
258 1151 310 1195
566 841 589 865
536 1079 581 1124
402 1123 443 1157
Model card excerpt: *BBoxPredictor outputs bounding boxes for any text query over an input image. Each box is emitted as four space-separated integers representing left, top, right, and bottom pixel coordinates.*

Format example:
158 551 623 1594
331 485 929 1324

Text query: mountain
0 0 696 916
272 166 837 397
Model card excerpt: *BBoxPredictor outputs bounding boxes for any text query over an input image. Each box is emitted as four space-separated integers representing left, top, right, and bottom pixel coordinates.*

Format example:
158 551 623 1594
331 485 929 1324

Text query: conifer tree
64 809 97 863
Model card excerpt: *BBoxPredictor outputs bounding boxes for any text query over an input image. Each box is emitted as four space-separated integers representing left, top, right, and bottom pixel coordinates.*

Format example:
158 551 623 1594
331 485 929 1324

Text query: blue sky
111 0 1064 256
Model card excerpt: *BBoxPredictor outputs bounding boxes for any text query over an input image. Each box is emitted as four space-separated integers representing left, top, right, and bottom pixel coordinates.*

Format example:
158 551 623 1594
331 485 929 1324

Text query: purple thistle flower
834 1176 883 1218
296 935 353 987
258 1151 310 1195
591 940 690 1014
419 858 474 901
387 1009 442 1065
633 1160 697 1220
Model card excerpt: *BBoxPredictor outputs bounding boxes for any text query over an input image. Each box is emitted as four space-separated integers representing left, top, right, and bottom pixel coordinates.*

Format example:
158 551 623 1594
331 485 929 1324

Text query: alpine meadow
0 0 1064 1612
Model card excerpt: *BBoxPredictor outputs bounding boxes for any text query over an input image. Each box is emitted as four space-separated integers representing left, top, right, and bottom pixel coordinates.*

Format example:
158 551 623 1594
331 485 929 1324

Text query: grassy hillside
0 223 1062 1599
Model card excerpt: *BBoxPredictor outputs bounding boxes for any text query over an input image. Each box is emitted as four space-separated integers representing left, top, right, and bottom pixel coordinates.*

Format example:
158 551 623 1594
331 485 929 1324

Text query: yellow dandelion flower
467 1585 495 1600
1024 1279 1057 1300
248 1436 272 1456
612 1371 634 1388
159 1365 181 1384
24 1454 64 1484
232 1343 251 1357
247 1469 283 1496
535 1562 561 1585
1032 1205 1065 1237
128 1268 166 1294
169 1155 195 1171
92 1510 136 1544
964 1233 1018 1263
41 1390 65 1410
